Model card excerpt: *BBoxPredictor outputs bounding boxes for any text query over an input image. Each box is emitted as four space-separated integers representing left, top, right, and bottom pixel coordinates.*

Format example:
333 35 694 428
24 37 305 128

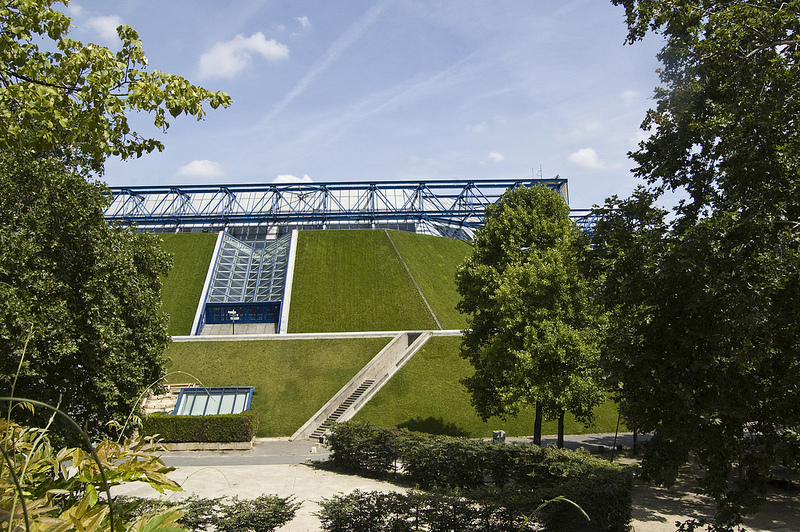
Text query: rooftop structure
104 179 594 240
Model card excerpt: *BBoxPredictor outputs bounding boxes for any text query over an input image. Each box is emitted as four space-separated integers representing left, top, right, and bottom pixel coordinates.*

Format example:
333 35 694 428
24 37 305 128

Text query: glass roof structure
173 386 254 416
207 232 291 304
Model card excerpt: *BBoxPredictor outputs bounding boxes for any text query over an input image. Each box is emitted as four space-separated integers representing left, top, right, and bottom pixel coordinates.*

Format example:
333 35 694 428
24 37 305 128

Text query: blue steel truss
104 179 591 237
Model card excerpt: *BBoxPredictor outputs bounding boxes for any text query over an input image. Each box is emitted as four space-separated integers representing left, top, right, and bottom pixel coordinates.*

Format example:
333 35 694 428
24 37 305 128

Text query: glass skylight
173 386 254 416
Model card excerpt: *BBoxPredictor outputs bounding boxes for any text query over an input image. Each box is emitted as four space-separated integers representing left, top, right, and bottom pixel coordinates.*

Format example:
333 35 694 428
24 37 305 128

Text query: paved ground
113 435 800 532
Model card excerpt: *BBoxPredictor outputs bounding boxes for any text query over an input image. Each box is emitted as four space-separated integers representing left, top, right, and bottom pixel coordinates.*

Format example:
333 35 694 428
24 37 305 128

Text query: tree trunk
632 428 638 456
533 401 543 446
557 411 565 449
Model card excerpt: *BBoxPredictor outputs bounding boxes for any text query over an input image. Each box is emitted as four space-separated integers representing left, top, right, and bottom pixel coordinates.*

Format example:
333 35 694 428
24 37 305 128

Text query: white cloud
620 90 640 105
86 15 123 43
66 4 84 17
272 174 312 184
569 148 605 169
468 122 487 133
199 33 289 79
487 151 505 163
296 16 311 28
176 160 226 179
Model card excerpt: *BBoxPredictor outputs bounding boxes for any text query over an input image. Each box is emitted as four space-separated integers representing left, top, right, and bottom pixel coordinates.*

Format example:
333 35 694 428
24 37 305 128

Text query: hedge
118 494 298 532
323 421 633 531
318 490 538 532
141 410 259 442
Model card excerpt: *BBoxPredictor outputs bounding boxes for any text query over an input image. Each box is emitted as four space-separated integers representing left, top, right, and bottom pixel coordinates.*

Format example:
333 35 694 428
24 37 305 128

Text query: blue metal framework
104 179 589 238
204 302 281 325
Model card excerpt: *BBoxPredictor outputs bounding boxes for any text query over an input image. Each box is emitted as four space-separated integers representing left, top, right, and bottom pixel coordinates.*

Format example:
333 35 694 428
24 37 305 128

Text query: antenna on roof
532 166 543 179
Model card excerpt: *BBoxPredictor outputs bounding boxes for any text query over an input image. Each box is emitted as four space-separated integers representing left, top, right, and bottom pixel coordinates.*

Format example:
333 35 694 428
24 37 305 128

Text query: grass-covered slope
287 230 439 333
355 336 621 437
159 232 217 336
385 230 471 330
164 337 388 437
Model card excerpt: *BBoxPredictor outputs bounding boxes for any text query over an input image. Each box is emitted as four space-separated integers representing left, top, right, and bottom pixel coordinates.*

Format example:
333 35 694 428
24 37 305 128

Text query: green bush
215 495 300 532
325 421 400 475
317 490 536 532
402 435 489 489
119 494 299 532
141 410 259 442
324 421 633 531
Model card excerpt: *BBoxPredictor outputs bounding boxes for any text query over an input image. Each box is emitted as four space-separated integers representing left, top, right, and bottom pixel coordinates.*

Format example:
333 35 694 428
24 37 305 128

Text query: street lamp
227 309 239 335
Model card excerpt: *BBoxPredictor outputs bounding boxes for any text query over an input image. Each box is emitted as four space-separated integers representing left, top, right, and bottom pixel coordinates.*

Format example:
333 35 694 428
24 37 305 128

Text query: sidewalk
113 434 800 532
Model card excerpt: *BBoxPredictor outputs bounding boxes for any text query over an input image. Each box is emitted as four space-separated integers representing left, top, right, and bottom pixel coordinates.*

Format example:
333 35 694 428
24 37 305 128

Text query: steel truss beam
104 179 592 236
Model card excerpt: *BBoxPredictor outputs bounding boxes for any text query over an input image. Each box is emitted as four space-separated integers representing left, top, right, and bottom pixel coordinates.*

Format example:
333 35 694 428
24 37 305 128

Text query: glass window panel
219 392 236 415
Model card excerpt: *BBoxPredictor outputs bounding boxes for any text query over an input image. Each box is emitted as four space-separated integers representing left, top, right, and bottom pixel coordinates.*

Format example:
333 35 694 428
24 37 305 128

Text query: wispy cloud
468 122 488 133
620 89 641 105
261 51 478 153
273 173 313 184
199 32 289 79
176 159 226 179
260 0 394 125
86 15 123 43
487 151 505 163
295 16 311 28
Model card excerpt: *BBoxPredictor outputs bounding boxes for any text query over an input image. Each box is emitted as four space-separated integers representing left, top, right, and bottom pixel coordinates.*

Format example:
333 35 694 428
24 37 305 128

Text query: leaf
129 508 186 532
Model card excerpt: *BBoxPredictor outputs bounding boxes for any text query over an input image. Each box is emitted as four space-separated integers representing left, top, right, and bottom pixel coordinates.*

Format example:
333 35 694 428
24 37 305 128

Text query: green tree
456 185 603 448
0 154 172 440
0 0 231 173
0 0 231 439
592 1 800 528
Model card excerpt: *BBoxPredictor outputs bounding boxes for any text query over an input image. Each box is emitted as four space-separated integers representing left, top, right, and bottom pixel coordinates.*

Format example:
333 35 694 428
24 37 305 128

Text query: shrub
401 436 489 489
324 421 633 531
317 490 538 532
325 421 400 474
118 494 298 532
141 410 259 442
215 495 300 532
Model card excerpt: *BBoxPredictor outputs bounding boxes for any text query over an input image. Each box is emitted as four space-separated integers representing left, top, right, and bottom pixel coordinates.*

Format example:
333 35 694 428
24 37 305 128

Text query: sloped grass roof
288 230 439 333
355 336 621 438
164 337 388 437
384 230 471 330
159 232 217 336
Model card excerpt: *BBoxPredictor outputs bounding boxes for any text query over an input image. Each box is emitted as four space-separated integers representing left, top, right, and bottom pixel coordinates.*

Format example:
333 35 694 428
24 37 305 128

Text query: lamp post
227 309 239 335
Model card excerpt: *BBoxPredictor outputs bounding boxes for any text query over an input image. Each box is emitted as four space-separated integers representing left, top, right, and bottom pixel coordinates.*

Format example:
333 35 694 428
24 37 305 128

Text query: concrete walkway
113 435 800 532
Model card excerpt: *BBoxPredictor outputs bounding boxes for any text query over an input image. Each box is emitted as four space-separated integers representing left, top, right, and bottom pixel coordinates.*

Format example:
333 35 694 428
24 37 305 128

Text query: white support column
278 229 298 334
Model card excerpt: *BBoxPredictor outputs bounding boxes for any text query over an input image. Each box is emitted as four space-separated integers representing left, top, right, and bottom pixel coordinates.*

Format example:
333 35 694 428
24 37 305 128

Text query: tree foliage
0 0 232 173
0 0 231 439
593 1 800 528
0 154 172 440
1 419 185 532
455 185 603 439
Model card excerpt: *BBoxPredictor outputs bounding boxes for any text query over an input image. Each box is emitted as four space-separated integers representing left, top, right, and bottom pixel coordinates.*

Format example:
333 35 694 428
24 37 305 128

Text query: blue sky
67 0 664 209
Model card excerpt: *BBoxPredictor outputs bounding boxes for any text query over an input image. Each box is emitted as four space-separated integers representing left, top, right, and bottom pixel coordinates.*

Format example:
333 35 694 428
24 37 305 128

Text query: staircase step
308 379 379 438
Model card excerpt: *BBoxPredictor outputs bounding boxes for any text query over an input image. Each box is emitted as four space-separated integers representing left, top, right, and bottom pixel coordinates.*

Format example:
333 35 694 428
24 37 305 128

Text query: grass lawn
385 230 471 330
355 336 621 437
287 230 438 332
159 233 218 336
164 337 389 437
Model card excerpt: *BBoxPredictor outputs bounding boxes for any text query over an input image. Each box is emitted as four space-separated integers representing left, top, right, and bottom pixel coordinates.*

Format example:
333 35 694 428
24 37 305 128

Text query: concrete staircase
309 379 375 440
292 331 433 440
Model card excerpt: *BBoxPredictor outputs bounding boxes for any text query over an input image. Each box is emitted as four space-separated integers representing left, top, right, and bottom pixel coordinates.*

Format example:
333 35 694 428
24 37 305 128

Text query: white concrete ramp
291 331 434 440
